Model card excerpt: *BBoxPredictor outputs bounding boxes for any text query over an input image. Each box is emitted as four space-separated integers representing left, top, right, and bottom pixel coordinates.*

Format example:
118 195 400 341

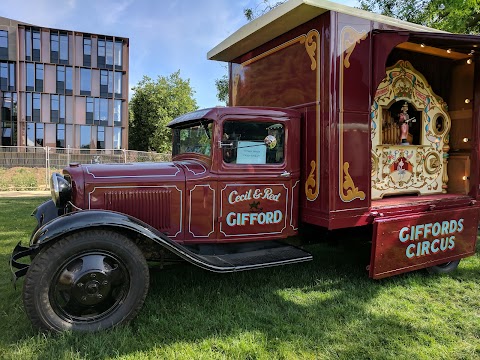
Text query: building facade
0 16 129 150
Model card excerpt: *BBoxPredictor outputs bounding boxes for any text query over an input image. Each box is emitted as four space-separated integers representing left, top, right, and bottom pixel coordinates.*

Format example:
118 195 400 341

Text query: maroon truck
10 1 480 332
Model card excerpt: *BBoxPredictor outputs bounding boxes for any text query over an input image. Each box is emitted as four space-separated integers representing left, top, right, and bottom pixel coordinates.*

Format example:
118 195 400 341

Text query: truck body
10 0 480 332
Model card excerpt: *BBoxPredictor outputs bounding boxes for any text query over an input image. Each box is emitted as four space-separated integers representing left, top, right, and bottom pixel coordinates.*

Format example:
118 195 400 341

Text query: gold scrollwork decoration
305 160 318 200
424 152 441 175
342 162 366 201
305 30 318 71
339 26 367 202
342 27 367 69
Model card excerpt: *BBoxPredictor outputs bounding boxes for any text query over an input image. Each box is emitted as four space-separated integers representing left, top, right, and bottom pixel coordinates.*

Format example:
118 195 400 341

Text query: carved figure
399 102 410 145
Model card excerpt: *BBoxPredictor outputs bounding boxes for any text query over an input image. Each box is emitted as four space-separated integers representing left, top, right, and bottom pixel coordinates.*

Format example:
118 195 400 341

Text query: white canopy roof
207 0 444 62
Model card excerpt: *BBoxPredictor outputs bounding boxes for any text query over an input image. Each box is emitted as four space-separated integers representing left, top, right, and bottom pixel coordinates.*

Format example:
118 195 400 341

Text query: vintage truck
10 0 480 332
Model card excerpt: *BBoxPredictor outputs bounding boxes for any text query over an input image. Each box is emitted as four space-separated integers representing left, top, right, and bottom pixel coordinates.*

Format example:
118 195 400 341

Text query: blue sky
2 0 358 108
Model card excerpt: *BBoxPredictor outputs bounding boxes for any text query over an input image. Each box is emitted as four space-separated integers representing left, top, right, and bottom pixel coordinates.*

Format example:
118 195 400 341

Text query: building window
35 64 44 92
86 97 93 124
100 70 116 97
56 66 65 93
56 123 65 148
26 93 41 122
86 97 108 126
27 122 43 147
26 123 34 146
26 63 43 92
26 93 32 121
60 32 68 64
65 66 72 95
0 30 7 60
26 63 34 91
99 98 108 125
25 28 40 62
80 68 91 95
100 70 109 97
59 95 65 123
80 125 91 149
106 39 113 68
97 126 105 149
8 62 14 90
33 93 41 122
51 33 59 63
51 94 59 122
94 97 100 123
98 39 105 68
1 92 17 146
50 31 68 64
33 30 41 61
35 123 44 146
114 40 122 70
114 99 122 124
25 29 31 60
113 127 122 149
50 95 64 123
98 38 114 69
0 62 7 90
114 71 122 98
83 36 91 67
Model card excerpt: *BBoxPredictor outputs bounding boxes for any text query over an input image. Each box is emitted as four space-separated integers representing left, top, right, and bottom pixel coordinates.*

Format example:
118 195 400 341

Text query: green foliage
0 197 479 359
359 0 480 33
215 74 229 105
243 0 287 21
129 71 198 153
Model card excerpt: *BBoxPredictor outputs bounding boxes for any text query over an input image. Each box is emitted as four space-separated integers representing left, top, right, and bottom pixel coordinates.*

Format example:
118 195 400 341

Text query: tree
215 74 229 105
244 0 287 21
359 0 480 33
129 71 197 153
215 1 287 104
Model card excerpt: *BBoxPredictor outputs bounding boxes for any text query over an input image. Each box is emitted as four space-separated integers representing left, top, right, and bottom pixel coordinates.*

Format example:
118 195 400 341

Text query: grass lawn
0 197 479 360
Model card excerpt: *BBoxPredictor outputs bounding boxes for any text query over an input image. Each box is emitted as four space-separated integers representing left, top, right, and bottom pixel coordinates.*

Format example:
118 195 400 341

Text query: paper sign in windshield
236 141 266 164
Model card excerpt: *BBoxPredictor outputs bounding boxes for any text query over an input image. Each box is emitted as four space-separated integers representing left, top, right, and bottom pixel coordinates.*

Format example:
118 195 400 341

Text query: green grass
0 197 479 360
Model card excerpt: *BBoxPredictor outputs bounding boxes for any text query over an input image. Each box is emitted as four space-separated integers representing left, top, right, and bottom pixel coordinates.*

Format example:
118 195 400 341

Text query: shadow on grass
1 233 478 359
0 198 478 359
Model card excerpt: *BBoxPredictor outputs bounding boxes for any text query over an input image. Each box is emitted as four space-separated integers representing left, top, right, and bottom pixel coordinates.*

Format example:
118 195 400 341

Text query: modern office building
0 16 129 150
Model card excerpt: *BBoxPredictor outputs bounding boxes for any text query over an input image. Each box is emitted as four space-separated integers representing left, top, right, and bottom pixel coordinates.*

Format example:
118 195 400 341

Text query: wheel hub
72 271 112 306
51 251 129 321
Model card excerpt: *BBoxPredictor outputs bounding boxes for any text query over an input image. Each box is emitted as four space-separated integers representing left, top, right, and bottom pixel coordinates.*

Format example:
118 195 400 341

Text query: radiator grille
104 189 171 232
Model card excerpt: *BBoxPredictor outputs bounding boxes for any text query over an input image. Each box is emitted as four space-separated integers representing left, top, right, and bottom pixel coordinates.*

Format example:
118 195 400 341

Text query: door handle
279 171 291 178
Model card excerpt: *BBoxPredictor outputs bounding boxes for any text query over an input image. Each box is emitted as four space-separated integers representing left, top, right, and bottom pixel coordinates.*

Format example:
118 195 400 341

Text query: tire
23 230 150 332
426 260 460 274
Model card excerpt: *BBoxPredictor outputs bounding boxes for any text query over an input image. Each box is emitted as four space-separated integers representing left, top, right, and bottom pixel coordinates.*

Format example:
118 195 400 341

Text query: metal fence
0 146 171 190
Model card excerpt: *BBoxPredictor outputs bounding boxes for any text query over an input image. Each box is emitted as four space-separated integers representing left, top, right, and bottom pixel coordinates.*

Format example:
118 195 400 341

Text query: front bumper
10 200 64 287
9 242 36 287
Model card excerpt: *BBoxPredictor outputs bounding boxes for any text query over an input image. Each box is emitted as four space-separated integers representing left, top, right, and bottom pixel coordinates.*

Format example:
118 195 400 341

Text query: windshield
172 121 212 156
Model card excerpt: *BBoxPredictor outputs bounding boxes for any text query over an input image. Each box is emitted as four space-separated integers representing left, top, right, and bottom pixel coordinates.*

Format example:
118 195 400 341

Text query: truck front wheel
426 260 460 274
23 230 150 332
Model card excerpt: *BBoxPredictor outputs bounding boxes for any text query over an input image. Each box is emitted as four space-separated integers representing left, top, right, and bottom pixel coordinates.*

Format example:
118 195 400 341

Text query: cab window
222 121 284 164
172 121 212 156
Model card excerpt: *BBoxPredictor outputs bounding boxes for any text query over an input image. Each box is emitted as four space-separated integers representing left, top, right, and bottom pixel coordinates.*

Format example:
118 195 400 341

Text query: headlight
50 173 72 208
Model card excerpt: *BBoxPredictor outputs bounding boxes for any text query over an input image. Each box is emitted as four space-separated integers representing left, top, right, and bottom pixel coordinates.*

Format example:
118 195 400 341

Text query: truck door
216 116 300 242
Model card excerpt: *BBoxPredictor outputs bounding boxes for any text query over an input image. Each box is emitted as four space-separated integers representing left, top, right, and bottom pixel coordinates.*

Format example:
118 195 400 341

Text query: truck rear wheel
426 260 460 274
23 230 149 332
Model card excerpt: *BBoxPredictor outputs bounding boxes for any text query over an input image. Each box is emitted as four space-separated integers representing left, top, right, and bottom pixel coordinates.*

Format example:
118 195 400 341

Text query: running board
184 241 313 272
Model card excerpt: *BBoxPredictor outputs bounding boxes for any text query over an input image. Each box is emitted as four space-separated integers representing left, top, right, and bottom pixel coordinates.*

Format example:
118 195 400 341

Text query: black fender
32 200 65 229
30 209 236 273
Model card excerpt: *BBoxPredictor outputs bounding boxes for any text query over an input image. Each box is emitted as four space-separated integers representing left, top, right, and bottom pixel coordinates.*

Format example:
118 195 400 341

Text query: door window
222 121 284 164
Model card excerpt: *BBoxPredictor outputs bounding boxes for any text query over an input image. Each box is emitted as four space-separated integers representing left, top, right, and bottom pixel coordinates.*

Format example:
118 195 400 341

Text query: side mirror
264 135 277 149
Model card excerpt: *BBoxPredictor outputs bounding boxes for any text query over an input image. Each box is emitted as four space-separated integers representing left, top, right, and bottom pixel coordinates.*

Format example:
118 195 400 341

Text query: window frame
0 30 8 60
